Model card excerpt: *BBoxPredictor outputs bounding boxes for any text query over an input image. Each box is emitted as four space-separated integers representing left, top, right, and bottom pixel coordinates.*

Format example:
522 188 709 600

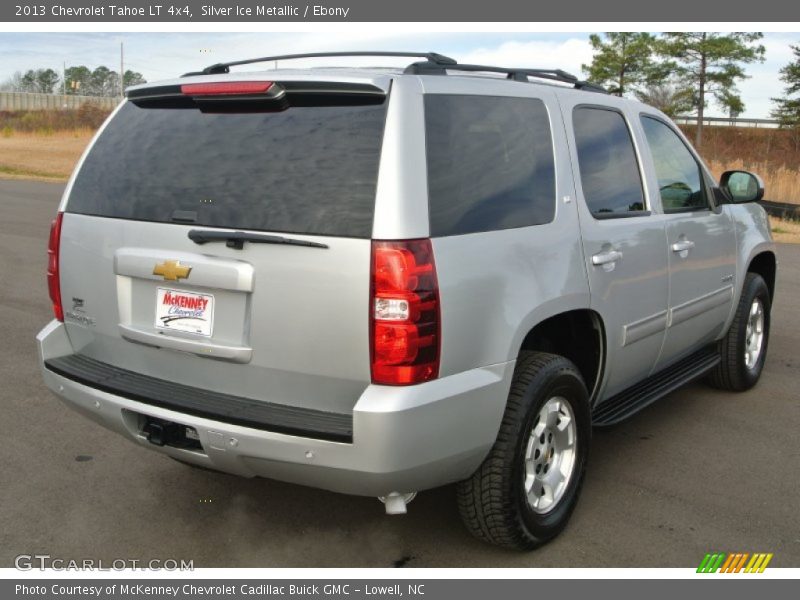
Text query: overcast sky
1 31 797 118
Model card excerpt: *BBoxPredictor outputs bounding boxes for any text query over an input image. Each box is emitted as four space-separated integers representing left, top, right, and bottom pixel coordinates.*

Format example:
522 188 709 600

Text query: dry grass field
0 106 108 180
0 130 94 181
769 215 800 244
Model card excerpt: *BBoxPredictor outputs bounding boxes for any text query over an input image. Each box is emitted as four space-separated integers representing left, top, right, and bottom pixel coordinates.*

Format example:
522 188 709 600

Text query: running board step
592 347 720 426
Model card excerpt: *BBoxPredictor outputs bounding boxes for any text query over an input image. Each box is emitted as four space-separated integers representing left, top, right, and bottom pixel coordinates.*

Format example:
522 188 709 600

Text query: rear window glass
67 100 388 238
424 95 556 237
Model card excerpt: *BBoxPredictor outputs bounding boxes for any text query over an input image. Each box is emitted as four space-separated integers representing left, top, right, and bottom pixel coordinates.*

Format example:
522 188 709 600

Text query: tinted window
641 116 708 211
573 107 645 216
425 95 556 237
67 101 388 238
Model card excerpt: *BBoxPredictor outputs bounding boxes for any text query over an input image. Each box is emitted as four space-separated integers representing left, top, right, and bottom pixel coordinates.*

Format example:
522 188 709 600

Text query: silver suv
37 52 776 550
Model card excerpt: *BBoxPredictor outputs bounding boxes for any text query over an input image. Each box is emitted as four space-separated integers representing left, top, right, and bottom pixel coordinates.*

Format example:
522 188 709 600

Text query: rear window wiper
188 229 329 250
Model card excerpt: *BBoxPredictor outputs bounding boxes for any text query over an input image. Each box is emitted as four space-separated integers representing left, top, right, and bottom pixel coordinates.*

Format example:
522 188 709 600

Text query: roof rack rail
404 60 607 93
182 50 607 94
574 81 609 93
183 51 457 77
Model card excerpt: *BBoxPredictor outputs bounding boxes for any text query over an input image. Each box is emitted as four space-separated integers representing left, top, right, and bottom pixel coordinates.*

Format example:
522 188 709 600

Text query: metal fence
0 92 119 111
673 116 781 129
760 199 800 220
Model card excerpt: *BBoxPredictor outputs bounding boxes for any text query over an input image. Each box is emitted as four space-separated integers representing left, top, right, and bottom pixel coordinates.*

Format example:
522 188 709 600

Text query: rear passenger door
638 114 737 370
562 101 669 399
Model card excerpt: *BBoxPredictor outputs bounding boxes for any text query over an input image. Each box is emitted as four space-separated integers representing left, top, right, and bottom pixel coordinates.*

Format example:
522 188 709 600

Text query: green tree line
0 66 146 97
583 32 800 147
772 44 800 150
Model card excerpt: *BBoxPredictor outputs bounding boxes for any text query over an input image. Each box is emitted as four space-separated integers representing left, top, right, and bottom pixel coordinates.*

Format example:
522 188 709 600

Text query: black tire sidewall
734 275 771 388
511 361 591 541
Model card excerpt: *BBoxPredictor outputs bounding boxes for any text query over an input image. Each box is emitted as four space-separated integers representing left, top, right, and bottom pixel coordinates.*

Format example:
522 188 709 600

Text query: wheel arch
517 309 606 402
747 251 777 302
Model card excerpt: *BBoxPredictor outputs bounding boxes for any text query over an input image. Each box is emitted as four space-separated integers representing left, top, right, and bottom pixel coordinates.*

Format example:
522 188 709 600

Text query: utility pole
120 41 124 98
62 61 66 106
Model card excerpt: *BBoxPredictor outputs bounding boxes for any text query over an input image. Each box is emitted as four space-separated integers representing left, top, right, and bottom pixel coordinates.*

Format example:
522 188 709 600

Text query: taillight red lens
47 212 64 322
180 81 274 96
370 239 440 385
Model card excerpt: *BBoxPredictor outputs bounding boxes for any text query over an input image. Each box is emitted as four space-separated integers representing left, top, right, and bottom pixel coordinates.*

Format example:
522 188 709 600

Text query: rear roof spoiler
126 80 388 110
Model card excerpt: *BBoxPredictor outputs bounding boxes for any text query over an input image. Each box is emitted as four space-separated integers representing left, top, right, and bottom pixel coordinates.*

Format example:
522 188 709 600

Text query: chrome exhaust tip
378 492 417 515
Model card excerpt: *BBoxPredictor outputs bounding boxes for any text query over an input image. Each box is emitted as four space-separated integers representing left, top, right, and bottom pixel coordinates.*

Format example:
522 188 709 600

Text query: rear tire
708 273 771 391
457 351 591 550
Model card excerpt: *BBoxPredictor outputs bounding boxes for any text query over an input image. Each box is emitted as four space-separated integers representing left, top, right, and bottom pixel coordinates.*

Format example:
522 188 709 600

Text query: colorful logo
697 552 773 573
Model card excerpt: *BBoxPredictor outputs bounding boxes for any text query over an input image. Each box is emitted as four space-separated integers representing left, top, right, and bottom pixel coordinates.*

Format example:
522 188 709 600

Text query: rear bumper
37 320 513 497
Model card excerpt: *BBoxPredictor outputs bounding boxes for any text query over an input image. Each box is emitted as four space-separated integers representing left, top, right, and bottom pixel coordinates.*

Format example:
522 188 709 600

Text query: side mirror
720 170 764 203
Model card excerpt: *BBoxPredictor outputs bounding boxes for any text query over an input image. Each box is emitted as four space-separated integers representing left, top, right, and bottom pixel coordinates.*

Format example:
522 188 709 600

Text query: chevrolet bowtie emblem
153 260 192 281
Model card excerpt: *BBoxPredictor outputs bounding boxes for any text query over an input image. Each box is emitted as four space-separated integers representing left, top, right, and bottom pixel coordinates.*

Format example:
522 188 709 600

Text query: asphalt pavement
1 179 798 568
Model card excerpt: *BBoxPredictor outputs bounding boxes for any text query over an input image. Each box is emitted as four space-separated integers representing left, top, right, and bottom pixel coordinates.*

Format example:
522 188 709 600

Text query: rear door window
572 107 646 217
424 94 556 237
67 100 388 238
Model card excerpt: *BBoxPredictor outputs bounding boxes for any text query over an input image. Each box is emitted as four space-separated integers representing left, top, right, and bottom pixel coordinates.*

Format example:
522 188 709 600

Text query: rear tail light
47 212 64 322
370 239 440 385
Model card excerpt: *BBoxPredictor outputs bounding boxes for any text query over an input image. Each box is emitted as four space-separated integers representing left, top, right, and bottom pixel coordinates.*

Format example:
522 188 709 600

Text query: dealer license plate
154 288 215 337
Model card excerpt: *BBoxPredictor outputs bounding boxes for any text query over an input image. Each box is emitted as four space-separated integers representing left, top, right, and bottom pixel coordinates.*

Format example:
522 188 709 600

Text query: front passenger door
639 115 737 371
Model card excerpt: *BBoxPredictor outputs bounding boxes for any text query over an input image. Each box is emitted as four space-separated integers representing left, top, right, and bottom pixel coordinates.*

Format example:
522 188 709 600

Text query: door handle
671 240 695 253
591 249 623 266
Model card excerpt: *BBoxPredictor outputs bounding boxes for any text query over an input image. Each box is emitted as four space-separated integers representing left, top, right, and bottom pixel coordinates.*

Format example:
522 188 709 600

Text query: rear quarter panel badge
64 297 95 326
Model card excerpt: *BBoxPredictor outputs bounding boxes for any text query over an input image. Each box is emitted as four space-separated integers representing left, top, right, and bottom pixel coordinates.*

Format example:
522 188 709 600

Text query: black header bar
4 0 800 22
